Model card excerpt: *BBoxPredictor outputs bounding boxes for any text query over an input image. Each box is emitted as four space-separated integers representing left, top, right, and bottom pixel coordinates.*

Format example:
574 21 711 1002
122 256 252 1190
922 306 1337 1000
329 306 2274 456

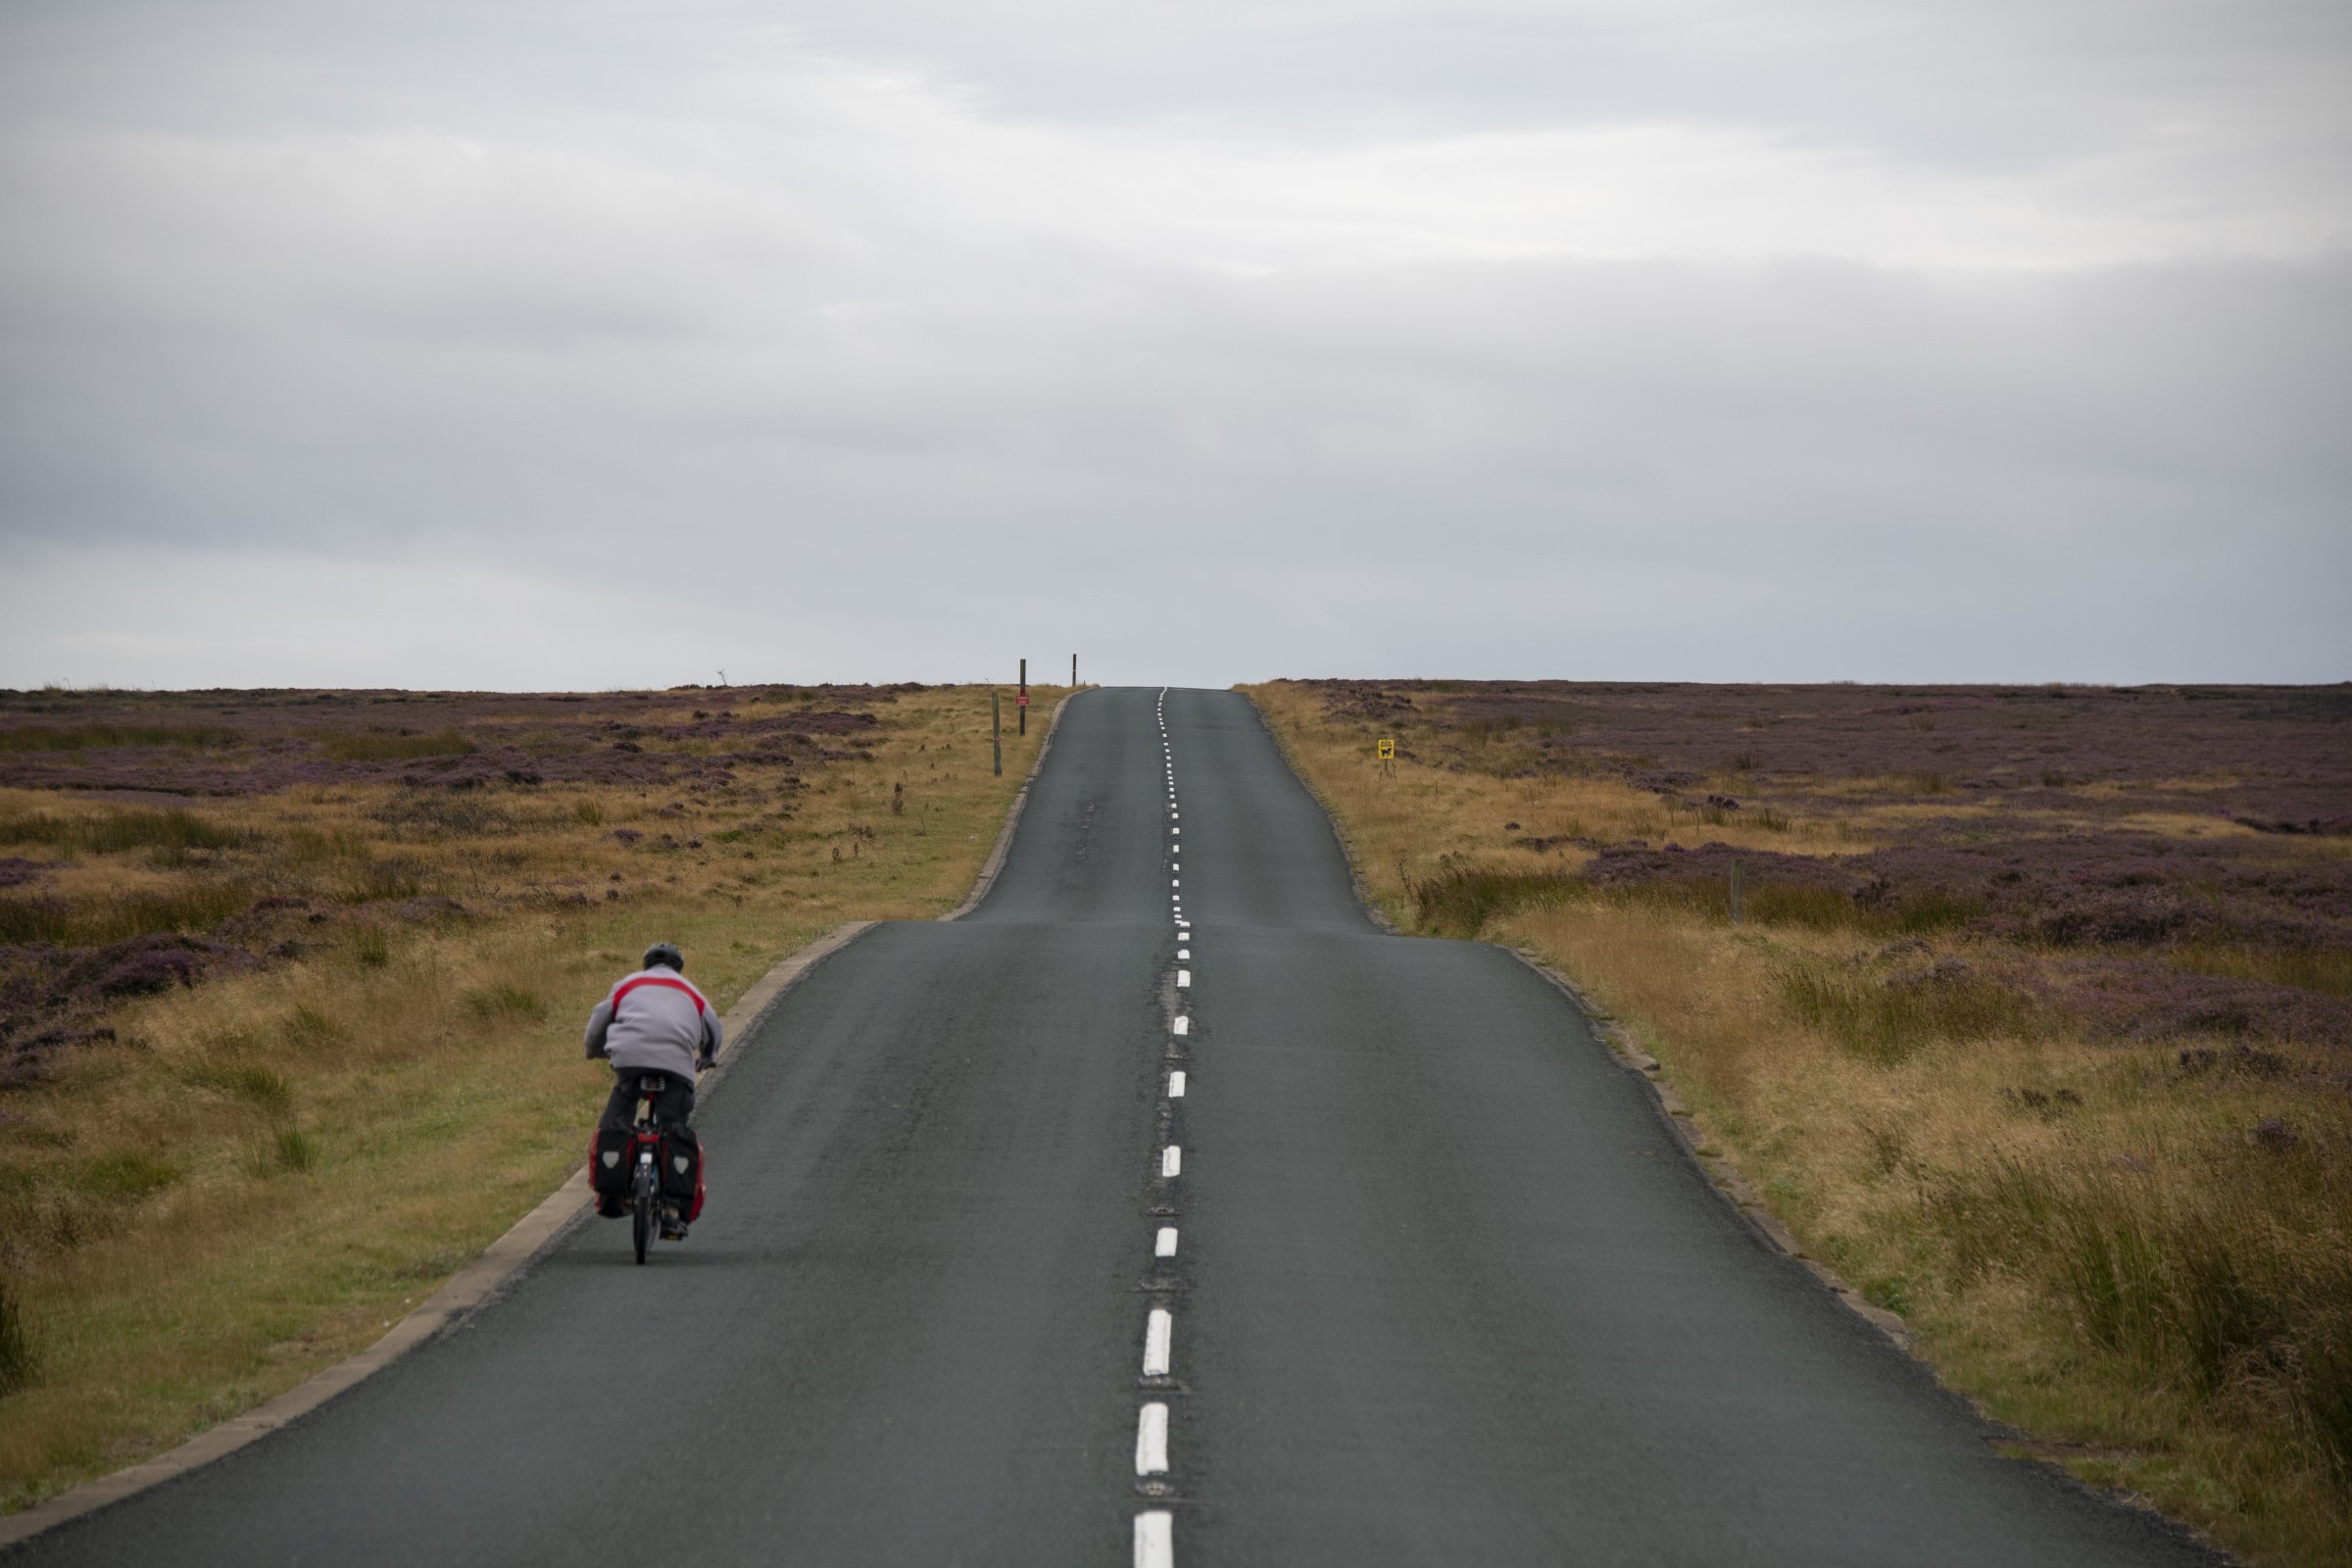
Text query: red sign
1017 693 1030 706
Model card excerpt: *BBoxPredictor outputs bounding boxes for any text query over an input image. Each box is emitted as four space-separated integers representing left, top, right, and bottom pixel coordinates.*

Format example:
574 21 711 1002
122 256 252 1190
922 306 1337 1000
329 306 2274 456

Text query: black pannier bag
588 1126 636 1198
659 1125 705 1219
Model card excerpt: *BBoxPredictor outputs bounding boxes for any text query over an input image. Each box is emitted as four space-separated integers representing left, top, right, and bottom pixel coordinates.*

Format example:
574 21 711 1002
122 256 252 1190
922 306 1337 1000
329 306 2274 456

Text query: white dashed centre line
1168 1071 1186 1096
1176 970 1190 987
1155 1227 1179 1256
1176 948 1190 959
1161 1145 1182 1178
1143 1308 1173 1376
1135 1510 1174 1568
1172 1016 1189 1036
1136 1402 1170 1475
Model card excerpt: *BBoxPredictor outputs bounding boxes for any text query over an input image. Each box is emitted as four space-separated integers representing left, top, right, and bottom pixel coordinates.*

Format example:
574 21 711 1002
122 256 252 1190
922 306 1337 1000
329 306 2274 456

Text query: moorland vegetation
1250 678 2351 1568
0 679 1059 1512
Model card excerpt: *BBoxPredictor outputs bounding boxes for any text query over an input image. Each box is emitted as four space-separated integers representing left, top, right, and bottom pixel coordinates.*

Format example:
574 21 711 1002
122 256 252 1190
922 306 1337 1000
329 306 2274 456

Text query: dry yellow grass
1249 680 2352 1568
0 684 1065 1512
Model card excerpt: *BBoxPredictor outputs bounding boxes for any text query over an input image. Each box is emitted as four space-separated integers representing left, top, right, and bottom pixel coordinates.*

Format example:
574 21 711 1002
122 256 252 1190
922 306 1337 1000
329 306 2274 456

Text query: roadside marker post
993 689 1003 776
1019 658 1029 735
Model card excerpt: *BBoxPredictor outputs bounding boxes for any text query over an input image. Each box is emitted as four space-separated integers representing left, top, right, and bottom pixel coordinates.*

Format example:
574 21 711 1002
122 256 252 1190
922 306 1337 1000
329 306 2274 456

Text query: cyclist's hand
696 1056 716 1074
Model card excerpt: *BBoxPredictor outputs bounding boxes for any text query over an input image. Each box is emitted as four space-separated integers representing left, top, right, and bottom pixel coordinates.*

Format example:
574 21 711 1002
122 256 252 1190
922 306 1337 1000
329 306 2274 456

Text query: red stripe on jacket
612 974 707 1016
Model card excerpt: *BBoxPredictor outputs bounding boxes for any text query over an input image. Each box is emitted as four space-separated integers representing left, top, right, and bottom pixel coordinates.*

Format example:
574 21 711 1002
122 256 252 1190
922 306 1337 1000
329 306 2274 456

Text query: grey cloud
1 1 2346 688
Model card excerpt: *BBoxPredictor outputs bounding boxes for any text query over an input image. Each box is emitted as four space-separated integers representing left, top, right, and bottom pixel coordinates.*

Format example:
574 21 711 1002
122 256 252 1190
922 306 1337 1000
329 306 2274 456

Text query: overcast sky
1 1 2346 691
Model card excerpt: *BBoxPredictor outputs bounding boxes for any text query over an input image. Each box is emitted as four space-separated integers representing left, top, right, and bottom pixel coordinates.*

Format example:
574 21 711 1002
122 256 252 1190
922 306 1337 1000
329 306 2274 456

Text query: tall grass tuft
2171 945 2352 1001
281 1004 345 1049
463 982 547 1024
0 882 251 945
1935 1145 2352 1479
272 1129 318 1173
0 1281 32 1396
1409 864 1584 938
0 724 237 754
317 728 473 762
77 1152 181 1202
186 1062 293 1115
337 860 425 905
0 808 240 857
1780 960 2036 1063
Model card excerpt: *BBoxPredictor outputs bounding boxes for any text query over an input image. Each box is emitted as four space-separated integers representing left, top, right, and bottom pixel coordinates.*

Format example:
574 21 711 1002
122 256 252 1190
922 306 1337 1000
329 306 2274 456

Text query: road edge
1236 690 1397 934
940 689 1079 921
1499 945 1917 1347
0 918 878 1550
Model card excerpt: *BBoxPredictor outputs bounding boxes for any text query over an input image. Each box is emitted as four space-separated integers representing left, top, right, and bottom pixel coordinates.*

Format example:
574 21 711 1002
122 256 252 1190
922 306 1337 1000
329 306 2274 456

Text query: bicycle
592 1071 703 1265
628 1075 664 1264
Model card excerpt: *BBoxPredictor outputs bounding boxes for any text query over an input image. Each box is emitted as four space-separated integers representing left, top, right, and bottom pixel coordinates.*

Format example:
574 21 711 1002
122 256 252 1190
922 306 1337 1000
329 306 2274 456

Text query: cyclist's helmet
643 942 685 973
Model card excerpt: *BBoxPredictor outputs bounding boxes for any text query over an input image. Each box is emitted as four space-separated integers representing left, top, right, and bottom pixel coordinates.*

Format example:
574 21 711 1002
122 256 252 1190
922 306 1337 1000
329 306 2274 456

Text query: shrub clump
1934 1146 2352 1483
1409 863 1584 938
316 728 474 763
0 808 240 858
1779 955 2038 1063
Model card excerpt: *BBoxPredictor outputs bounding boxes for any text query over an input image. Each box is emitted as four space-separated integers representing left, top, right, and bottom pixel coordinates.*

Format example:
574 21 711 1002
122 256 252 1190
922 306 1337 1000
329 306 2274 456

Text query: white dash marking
1177 970 1191 987
1168 1070 1187 1096
1136 1402 1170 1475
1155 1226 1179 1256
1135 1510 1174 1568
1172 1016 1189 1036
1161 1145 1182 1177
1144 1307 1173 1375
1177 948 1190 959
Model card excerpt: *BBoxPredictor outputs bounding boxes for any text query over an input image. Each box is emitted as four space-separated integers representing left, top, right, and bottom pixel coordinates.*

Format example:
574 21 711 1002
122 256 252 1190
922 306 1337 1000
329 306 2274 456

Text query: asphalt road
13 687 2219 1566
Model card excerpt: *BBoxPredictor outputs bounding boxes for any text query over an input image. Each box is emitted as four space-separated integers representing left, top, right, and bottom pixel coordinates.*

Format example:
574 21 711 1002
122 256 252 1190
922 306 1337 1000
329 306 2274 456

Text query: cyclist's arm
697 1010 723 1068
584 999 614 1059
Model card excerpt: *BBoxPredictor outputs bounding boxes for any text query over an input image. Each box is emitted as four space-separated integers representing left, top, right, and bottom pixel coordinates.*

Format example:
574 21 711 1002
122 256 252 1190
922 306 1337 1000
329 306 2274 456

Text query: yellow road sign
1377 738 1395 760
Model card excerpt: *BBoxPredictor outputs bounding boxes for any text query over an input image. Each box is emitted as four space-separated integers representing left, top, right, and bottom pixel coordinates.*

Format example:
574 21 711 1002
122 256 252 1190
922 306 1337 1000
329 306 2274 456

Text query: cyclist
584 941 720 1238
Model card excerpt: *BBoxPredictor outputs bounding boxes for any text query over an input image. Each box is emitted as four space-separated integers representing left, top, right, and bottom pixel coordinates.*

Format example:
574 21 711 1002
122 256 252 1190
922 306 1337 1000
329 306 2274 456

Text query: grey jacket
583 966 722 1082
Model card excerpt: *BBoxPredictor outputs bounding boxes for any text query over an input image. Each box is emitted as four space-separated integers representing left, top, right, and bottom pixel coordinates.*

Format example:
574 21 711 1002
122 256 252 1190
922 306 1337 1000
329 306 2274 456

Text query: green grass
0 725 238 754
271 1130 318 1174
76 1153 181 1202
335 860 424 905
316 729 475 762
1778 960 2037 1063
0 809 241 857
0 882 253 945
1935 1149 2352 1483
1408 860 1985 944
184 1063 293 1115
462 983 547 1024
2171 945 2352 1001
1408 863 1582 937
0 1285 31 1397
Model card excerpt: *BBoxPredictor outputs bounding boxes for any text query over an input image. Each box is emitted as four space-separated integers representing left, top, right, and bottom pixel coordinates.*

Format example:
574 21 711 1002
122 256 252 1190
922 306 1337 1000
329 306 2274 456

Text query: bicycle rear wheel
631 1174 653 1265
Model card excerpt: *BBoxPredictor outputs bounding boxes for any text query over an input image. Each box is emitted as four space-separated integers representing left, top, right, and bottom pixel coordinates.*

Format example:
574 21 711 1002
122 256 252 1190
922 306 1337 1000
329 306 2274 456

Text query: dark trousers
600 1068 696 1133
